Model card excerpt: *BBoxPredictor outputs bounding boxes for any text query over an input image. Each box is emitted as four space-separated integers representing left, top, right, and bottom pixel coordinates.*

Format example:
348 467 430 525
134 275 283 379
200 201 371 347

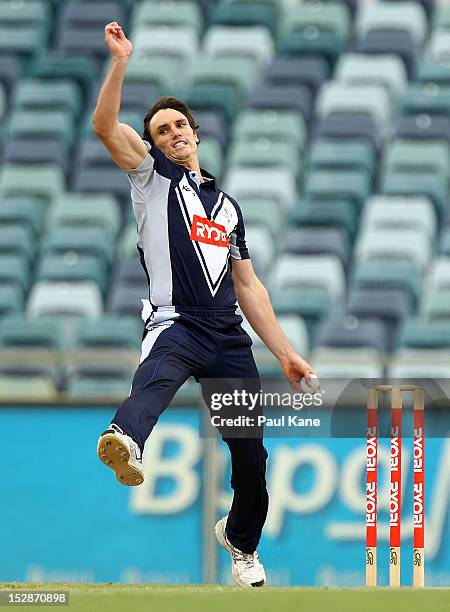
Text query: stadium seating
1 0 450 396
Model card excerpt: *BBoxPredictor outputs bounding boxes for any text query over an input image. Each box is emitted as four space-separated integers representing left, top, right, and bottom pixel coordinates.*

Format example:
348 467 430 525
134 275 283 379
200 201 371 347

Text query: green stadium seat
0 285 23 318
124 55 178 92
356 2 427 46
288 200 357 243
224 167 296 210
0 26 46 61
7 109 75 148
305 169 371 212
0 255 30 294
0 226 35 262
178 82 238 124
27 281 103 318
270 254 345 306
232 109 306 152
210 1 277 35
0 1 49 30
440 228 450 256
0 317 63 350
239 198 285 240
43 227 115 268
352 260 421 306
228 138 301 177
0 165 65 205
381 170 447 221
335 53 407 97
12 79 81 117
38 255 108 293
186 56 257 97
383 139 450 179
0 375 57 400
132 0 203 35
50 193 121 237
421 290 450 320
309 139 375 174
134 26 198 68
278 28 345 70
272 286 333 341
396 318 450 350
203 25 274 67
197 137 224 179
74 317 142 350
0 198 45 237
316 82 391 132
280 1 350 43
30 52 97 98
401 83 450 118
416 61 450 88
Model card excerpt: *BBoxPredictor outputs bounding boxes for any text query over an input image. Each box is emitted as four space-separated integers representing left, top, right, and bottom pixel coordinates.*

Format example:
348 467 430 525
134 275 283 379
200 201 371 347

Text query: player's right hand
104 21 132 58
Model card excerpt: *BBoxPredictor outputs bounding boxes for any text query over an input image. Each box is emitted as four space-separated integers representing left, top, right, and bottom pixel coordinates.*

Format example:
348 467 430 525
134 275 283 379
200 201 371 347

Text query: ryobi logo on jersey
190 215 229 247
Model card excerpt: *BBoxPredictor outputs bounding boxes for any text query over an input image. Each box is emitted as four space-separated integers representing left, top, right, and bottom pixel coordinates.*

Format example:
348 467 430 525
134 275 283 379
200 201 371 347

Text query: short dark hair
142 96 199 143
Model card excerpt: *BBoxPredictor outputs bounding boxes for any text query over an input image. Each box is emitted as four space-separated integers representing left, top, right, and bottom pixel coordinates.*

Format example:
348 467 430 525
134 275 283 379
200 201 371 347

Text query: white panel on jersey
139 307 179 364
132 163 173 306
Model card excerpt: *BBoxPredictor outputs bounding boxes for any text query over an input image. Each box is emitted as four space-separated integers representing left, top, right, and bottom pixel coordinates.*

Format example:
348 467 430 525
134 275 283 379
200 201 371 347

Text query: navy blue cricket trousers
113 306 269 553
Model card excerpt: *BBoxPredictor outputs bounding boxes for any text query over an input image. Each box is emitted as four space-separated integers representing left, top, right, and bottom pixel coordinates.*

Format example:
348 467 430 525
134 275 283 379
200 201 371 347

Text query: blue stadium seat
0 54 23 98
346 288 413 352
196 111 228 150
282 227 350 268
245 84 312 122
315 316 389 353
108 283 148 318
356 31 418 78
2 139 68 175
395 114 450 143
264 56 329 97
315 113 380 150
72 166 130 208
60 1 125 30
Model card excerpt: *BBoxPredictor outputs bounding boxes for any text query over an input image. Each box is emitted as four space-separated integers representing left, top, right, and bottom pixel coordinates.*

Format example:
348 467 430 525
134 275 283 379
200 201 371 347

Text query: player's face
149 108 198 164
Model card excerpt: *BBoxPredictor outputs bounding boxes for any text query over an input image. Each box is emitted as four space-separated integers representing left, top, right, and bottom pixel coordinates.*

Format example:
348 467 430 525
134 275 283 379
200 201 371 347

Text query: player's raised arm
93 22 148 171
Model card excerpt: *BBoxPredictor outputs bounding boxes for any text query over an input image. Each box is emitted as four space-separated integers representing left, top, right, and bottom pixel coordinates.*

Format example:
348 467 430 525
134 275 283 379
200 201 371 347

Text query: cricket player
94 22 316 587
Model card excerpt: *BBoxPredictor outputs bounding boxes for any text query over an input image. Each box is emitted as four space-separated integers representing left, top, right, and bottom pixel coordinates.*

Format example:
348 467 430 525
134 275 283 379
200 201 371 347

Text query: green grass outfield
1 584 449 612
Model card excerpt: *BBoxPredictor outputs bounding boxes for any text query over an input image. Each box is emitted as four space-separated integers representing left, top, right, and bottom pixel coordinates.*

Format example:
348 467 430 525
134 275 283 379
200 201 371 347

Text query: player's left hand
279 352 319 392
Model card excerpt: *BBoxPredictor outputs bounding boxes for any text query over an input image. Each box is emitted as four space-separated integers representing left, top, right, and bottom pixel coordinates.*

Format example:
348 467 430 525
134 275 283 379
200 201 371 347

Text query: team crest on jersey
190 215 229 247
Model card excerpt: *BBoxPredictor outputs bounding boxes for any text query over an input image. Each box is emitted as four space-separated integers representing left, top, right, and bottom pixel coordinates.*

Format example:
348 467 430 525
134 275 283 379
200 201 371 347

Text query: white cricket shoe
215 516 266 587
97 423 144 486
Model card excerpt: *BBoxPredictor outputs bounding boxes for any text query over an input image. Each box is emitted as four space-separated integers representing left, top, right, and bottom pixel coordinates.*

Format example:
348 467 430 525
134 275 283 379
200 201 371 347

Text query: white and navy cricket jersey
127 141 250 308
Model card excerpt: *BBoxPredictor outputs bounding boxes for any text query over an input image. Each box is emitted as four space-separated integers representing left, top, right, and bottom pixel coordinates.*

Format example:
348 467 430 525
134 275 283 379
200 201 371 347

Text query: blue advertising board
0 406 448 586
